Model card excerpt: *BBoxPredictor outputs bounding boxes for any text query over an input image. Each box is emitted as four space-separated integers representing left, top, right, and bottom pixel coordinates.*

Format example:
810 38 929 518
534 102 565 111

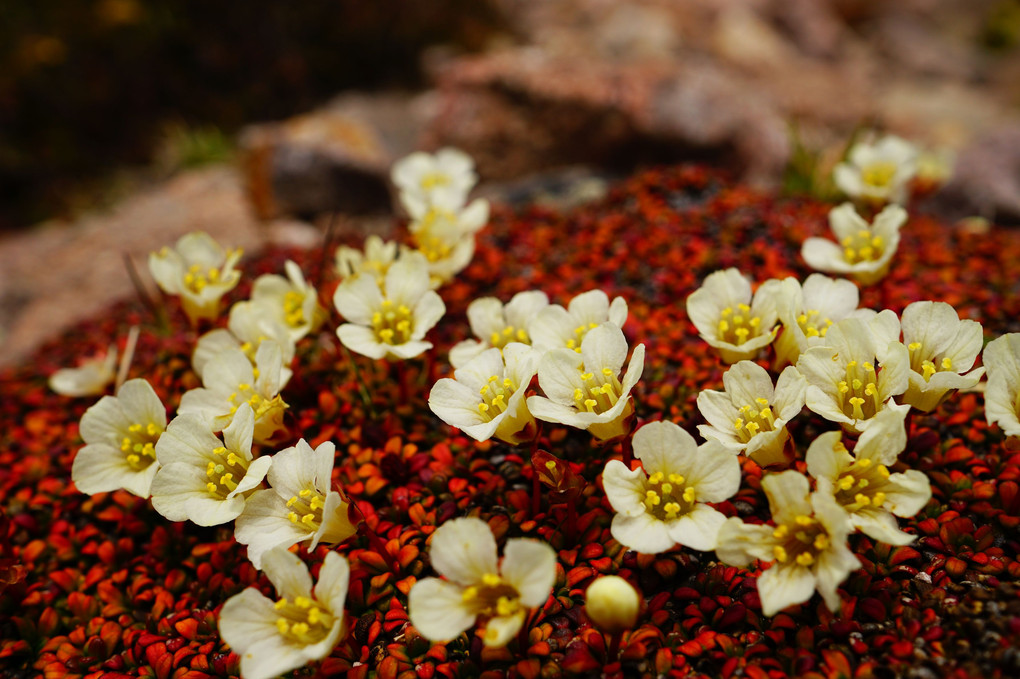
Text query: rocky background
2 0 1020 367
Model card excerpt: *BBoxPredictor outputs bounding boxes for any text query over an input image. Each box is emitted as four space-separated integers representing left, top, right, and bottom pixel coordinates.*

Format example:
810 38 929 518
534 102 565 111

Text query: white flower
219 548 349 679
449 291 550 369
797 312 910 434
833 134 918 205
234 438 357 570
49 344 118 397
335 235 400 284
715 470 859 616
407 517 556 648
148 231 242 323
150 403 272 526
801 203 907 286
334 251 446 360
584 576 641 633
71 378 166 498
392 147 478 209
249 260 327 342
527 323 644 441
686 268 779 363
898 301 985 412
806 406 931 545
429 344 539 445
773 274 869 368
697 362 807 467
529 290 629 354
178 341 288 445
401 191 489 287
193 300 296 385
602 421 741 554
984 333 1020 437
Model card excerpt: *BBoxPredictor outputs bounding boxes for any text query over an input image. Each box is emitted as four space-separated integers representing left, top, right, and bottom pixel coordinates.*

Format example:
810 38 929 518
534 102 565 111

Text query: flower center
478 375 518 421
415 232 455 263
832 453 891 513
274 595 334 644
371 299 414 345
717 304 762 346
861 161 897 189
204 446 251 498
119 422 161 471
771 514 830 567
461 573 522 620
565 322 600 353
283 291 307 328
420 172 450 191
228 382 287 420
490 325 529 350
733 398 777 442
837 360 882 421
797 309 832 339
907 342 953 382
840 229 884 264
286 487 327 529
182 263 222 293
642 471 697 520
572 367 624 414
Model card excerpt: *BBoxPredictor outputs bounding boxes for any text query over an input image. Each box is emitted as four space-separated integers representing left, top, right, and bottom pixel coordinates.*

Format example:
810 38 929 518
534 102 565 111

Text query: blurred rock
933 124 1020 223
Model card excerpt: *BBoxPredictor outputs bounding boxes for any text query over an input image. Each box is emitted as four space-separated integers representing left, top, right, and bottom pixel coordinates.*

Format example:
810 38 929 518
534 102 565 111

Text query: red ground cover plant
2 165 1019 678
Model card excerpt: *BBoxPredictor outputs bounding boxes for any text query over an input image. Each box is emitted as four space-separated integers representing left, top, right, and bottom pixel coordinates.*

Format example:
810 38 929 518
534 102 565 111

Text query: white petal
610 512 676 554
580 323 628 375
714 518 774 567
412 291 446 340
804 431 851 482
314 552 351 614
601 460 648 516
631 421 696 477
721 361 775 407
337 324 388 360
686 441 742 502
883 470 932 518
761 470 812 524
408 577 476 642
501 539 557 608
429 517 499 585
482 610 526 648
668 504 726 551
333 274 383 326
812 543 859 612
536 349 584 405
466 298 506 339
261 547 313 600
851 509 917 545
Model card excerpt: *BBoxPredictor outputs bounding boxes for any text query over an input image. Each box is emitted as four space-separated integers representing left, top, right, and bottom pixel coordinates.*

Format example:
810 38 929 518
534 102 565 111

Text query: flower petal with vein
686 268 780 363
833 133 918 205
49 344 118 397
529 290 628 354
193 299 296 385
250 260 328 342
148 231 242 323
449 290 549 368
334 235 399 284
984 333 1020 437
801 203 906 286
773 274 869 369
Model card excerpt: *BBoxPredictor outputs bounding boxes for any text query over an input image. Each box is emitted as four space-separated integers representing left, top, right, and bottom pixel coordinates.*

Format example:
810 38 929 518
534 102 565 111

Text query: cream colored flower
773 274 869 369
449 291 549 368
585 576 641 633
49 344 118 397
833 134 918 205
527 323 644 441
250 260 328 342
150 403 272 526
193 300 296 385
219 548 349 679
806 406 931 545
234 439 357 569
898 301 985 412
715 470 859 616
429 344 539 445
148 231 242 323
402 190 488 287
529 290 628 354
697 362 806 467
407 517 556 648
178 341 288 445
984 333 1020 437
334 235 400 284
801 203 906 286
686 268 779 364
334 251 446 360
602 421 740 554
71 378 166 498
798 312 910 434
392 147 478 209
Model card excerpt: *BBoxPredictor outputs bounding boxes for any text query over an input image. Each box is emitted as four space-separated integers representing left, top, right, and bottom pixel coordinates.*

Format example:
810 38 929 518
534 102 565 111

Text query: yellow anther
287 512 299 523
668 474 684 484
814 534 829 550
857 458 872 468
299 489 312 498
854 493 870 506
274 598 288 610
877 465 890 478
660 483 673 495
908 342 922 351
682 487 696 503
795 515 814 526
286 496 298 507
774 546 788 562
482 573 502 586
584 398 598 411
648 472 664 484
838 476 855 490
206 482 218 493
941 357 953 370
276 619 290 634
462 586 478 602
872 492 886 506
307 607 321 624
663 502 681 519
301 513 315 525
796 552 815 567
645 490 661 506
772 525 789 539
294 596 311 608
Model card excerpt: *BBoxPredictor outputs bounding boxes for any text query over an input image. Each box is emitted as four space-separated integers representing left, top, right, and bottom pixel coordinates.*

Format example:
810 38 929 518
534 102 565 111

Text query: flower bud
585 576 640 633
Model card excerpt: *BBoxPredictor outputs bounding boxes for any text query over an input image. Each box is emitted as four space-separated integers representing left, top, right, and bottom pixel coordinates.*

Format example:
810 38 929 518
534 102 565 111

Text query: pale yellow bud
584 576 641 633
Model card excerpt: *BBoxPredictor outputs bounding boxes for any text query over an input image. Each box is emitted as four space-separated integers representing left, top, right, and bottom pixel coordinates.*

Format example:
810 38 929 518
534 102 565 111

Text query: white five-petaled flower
984 333 1020 437
150 403 272 526
833 133 918 205
429 344 540 445
449 291 550 369
686 268 780 364
333 251 446 360
801 203 907 286
697 361 807 467
71 378 166 498
148 231 243 323
797 312 910 434
193 299 296 385
527 323 645 441
529 290 629 355
49 344 118 397
715 470 859 616
234 438 357 570
250 260 328 343
334 235 400 284
407 517 556 648
219 547 350 679
602 421 741 554
897 301 985 412
806 406 931 546
392 147 478 209
773 274 869 369
178 341 289 445
403 190 489 286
